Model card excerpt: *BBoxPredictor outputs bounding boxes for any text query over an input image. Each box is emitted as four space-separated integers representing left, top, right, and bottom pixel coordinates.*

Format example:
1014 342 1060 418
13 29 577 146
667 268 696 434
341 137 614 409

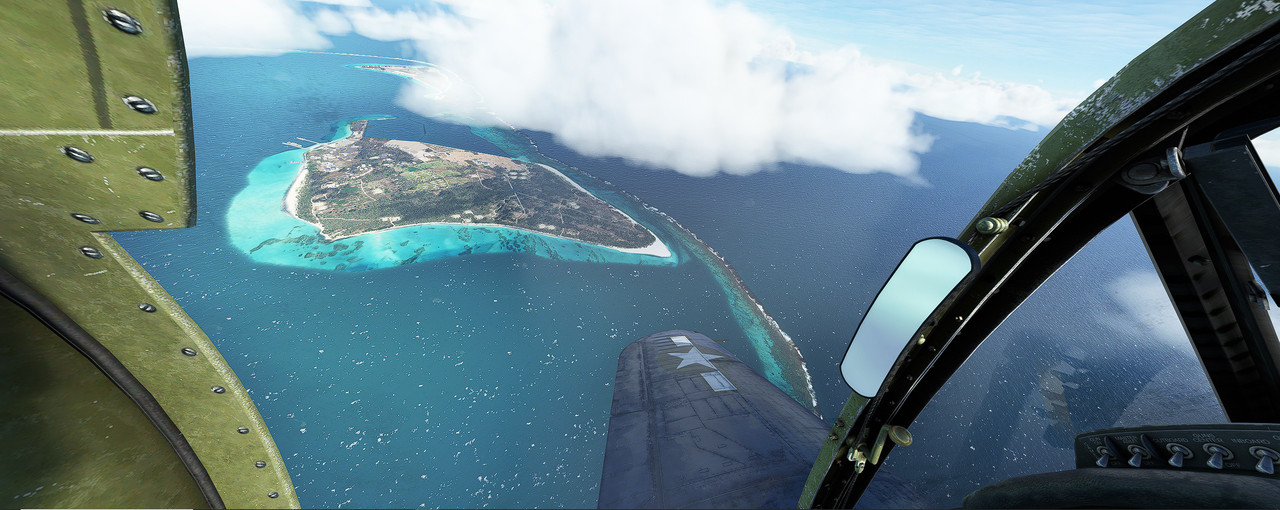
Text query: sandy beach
283 156 305 217
287 212 673 258
604 234 672 257
281 159 672 257
282 149 327 232
534 162 671 255
278 124 672 258
535 163 593 195
282 163 670 256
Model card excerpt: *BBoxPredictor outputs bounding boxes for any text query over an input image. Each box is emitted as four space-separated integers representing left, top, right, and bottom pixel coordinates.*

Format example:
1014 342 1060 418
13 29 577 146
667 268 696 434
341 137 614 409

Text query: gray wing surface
599 329 828 508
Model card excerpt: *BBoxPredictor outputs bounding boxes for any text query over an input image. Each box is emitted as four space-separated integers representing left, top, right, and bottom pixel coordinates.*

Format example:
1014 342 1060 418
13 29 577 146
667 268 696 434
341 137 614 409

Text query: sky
734 0 1212 95
177 0 1263 179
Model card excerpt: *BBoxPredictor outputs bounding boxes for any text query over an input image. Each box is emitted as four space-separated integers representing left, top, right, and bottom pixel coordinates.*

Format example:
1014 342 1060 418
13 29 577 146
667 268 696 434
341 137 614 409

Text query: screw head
62 146 93 163
976 217 1010 234
80 246 103 259
102 9 142 34
255 461 267 468
268 491 279 499
139 211 164 222
138 303 157 313
137 167 164 181
181 348 198 356
121 95 156 114
211 386 226 394
237 427 250 434
71 213 100 224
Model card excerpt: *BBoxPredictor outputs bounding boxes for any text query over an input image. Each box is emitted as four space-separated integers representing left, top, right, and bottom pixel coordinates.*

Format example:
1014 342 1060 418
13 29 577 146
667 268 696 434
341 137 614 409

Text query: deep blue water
112 36 1228 508
113 43 768 508
525 117 1050 420
541 123 1228 506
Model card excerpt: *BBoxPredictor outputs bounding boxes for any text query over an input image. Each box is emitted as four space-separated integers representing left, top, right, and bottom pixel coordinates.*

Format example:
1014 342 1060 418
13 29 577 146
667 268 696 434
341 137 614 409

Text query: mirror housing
841 237 979 397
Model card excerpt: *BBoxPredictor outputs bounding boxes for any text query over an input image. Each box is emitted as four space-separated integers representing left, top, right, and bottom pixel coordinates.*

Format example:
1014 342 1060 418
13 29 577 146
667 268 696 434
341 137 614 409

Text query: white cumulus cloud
899 71 1082 129
395 1 935 177
178 0 332 57
178 0 1082 179
341 7 442 41
303 0 372 5
311 8 354 35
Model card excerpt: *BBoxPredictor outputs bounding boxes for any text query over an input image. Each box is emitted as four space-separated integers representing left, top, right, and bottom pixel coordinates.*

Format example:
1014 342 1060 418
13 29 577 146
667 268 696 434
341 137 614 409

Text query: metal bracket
1118 147 1188 194
1186 135 1280 304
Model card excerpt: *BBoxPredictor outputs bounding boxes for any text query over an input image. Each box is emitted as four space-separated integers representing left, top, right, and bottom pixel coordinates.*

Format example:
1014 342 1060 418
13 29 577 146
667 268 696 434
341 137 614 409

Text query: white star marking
668 347 724 370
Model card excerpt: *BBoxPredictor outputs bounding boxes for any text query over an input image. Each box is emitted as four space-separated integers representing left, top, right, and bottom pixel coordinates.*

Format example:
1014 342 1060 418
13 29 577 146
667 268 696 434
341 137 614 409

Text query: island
351 64 451 94
285 120 663 252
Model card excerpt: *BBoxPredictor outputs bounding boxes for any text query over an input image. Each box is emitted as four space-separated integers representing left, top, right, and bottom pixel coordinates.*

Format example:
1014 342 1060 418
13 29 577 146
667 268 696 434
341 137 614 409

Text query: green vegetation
411 160 465 171
295 134 656 248
294 171 314 220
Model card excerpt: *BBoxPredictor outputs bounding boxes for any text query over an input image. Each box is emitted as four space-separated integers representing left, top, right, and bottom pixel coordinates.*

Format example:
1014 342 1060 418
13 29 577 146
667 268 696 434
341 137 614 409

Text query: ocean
112 35 1227 508
113 39 806 508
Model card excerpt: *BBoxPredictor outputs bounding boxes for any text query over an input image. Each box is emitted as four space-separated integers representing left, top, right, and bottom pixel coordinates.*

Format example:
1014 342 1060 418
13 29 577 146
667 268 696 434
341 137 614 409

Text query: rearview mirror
841 237 979 397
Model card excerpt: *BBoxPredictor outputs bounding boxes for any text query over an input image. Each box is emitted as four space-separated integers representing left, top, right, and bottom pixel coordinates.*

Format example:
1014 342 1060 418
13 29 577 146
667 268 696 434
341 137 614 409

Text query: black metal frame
808 20 1280 508
1133 150 1280 422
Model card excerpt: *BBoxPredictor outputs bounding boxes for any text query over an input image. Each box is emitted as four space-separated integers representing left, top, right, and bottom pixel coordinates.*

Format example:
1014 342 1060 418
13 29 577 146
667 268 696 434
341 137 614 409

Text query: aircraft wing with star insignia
598 329 829 508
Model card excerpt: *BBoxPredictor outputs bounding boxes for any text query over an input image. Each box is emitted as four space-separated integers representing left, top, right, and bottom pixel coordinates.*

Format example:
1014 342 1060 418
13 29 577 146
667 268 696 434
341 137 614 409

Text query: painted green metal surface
963 0 1280 247
796 394 867 508
0 1 297 508
1 297 207 508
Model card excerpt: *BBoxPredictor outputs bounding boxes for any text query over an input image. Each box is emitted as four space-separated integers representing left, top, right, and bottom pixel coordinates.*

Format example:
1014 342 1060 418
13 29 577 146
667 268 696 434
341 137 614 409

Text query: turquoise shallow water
227 118 678 271
220 59 813 412
110 39 1223 508
110 43 818 508
226 135 680 270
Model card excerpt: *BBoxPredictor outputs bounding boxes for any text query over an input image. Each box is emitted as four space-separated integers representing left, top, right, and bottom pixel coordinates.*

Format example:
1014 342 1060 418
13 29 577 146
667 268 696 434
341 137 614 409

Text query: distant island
351 64 450 95
285 119 665 253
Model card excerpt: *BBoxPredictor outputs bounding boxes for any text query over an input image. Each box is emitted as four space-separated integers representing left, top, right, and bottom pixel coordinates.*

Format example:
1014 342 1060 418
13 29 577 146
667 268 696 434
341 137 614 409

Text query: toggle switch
1204 444 1232 470
1250 447 1279 475
1127 444 1151 467
1096 437 1122 468
1258 454 1275 475
1166 443 1192 468
1096 450 1112 467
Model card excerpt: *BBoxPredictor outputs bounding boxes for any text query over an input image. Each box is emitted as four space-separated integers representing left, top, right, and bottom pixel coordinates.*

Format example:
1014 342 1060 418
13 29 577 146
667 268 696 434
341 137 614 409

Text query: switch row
1095 438 1278 475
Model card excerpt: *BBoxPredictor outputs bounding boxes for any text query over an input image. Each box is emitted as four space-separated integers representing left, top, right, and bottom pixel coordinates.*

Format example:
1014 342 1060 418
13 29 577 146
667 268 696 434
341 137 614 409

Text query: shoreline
643 194 823 415
281 145 327 232
350 64 451 98
279 122 672 258
532 162 670 255
298 217 672 258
